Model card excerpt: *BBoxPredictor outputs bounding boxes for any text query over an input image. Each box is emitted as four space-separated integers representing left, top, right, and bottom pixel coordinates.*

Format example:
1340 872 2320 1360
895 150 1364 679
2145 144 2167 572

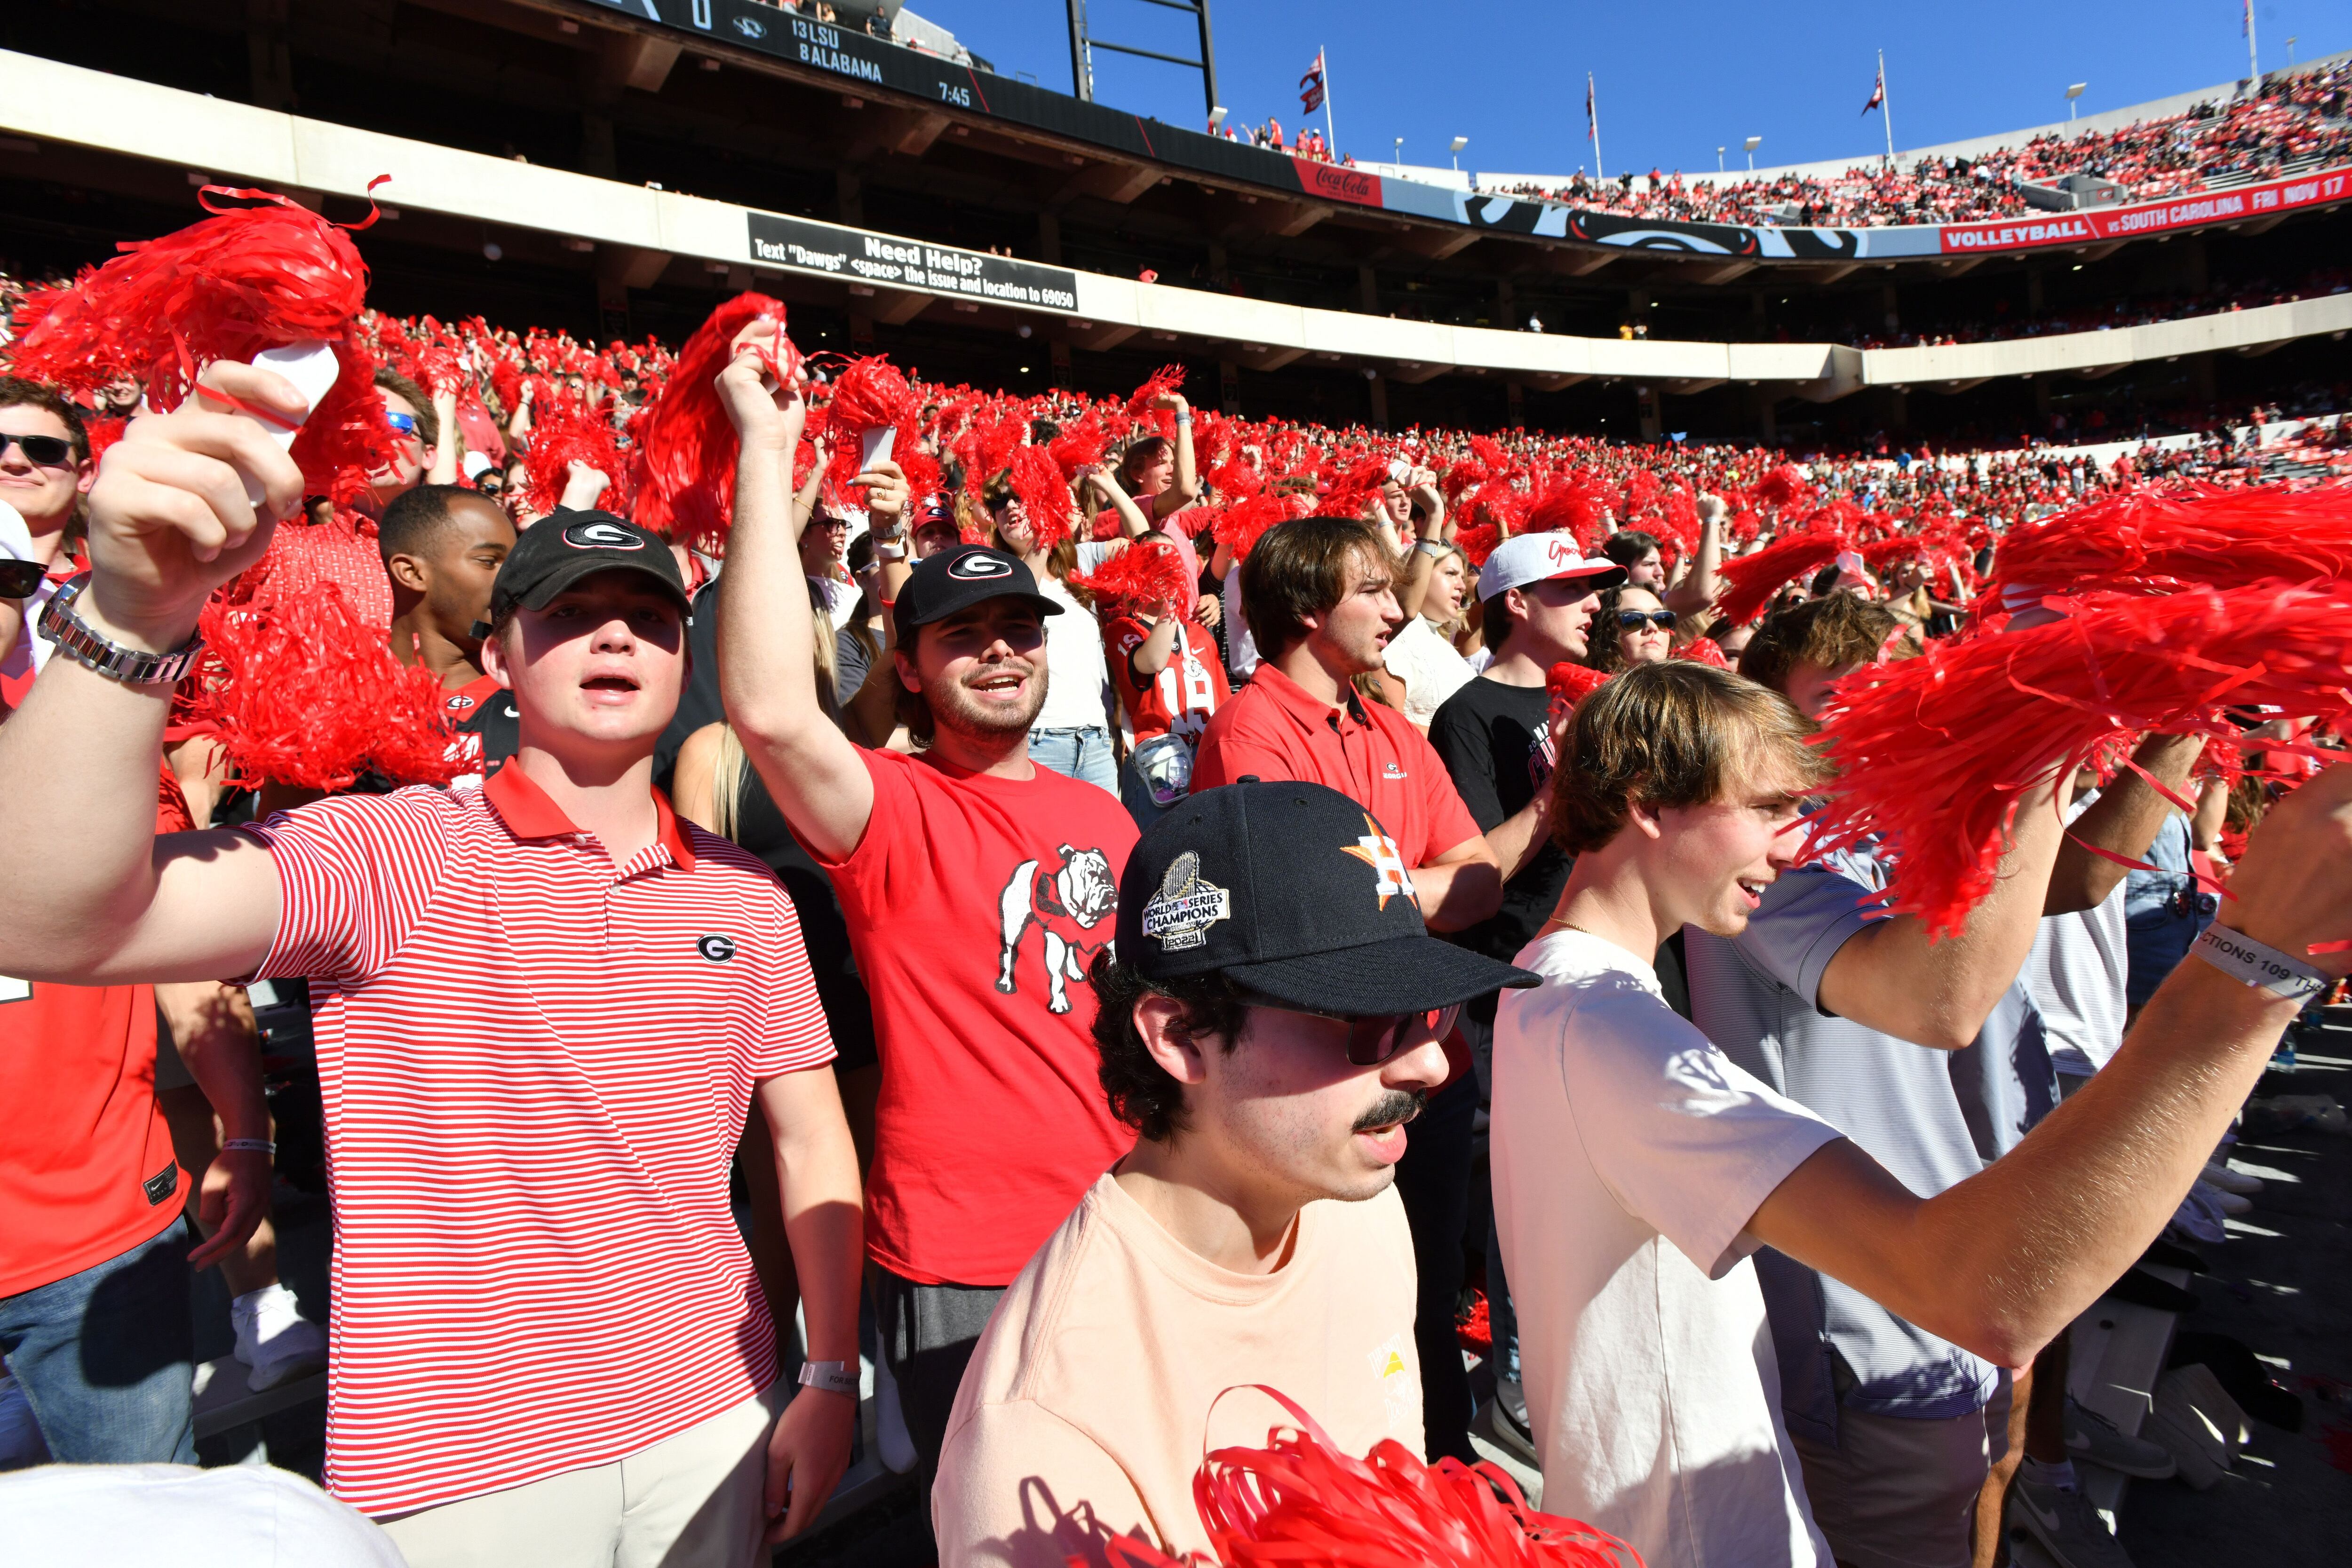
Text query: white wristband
2192 923 2327 1003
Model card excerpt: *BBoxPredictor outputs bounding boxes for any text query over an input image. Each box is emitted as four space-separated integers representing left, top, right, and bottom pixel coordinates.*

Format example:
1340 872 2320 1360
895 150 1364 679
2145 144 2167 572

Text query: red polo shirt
243 764 834 1517
1192 662 1483 869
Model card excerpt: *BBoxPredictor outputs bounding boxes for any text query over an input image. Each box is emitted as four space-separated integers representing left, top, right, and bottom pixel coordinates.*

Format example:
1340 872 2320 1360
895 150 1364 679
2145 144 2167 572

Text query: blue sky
911 1 2345 176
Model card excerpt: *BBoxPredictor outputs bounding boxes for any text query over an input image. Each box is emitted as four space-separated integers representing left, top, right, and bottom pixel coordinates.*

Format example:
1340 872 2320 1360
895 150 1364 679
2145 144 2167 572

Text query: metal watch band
2192 922 2327 1003
796 1359 859 1397
37 575 204 688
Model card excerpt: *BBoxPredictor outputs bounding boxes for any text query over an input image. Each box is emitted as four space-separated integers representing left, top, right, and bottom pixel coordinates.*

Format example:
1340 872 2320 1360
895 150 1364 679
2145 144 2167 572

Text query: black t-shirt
1428 675 1571 976
729 760 881 1075
452 688 520 779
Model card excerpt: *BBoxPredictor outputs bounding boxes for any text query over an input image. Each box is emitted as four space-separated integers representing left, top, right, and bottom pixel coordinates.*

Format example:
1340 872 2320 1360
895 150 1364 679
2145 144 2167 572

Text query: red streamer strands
1214 493 1296 562
629 293 799 551
1007 444 1076 550
1714 532 1847 628
1984 481 2352 607
819 353 920 493
1072 538 1193 613
1127 363 1188 420
1674 637 1731 668
1806 581 2352 940
1547 662 1610 708
186 579 466 792
522 404 631 517
1099 1386 1642 1568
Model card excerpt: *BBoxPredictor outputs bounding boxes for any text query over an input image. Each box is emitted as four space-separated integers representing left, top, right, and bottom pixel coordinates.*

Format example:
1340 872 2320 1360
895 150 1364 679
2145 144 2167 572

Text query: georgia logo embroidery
445 693 478 712
1338 813 1418 910
697 934 737 963
997 846 1118 1013
562 521 643 551
947 552 1015 581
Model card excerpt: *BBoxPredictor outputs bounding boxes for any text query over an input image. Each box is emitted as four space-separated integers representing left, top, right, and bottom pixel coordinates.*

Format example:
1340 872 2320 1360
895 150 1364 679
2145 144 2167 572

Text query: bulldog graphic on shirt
996 846 1119 1014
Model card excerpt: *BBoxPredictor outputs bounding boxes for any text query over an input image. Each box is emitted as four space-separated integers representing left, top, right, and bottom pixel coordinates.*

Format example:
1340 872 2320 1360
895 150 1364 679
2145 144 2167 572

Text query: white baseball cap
1475 533 1626 603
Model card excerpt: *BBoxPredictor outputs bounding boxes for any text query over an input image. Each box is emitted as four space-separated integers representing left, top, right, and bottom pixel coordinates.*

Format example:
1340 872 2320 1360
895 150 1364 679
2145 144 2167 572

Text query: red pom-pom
1547 662 1610 706
185 578 465 791
819 353 919 493
1127 363 1187 419
1214 493 1295 562
1454 522 1501 568
9 181 379 407
1175 1385 1644 1568
1714 533 1846 628
1073 537 1192 612
1750 464 1810 511
628 293 799 550
522 404 631 517
1984 481 2352 608
1806 581 2352 940
1007 445 1075 551
1674 637 1731 668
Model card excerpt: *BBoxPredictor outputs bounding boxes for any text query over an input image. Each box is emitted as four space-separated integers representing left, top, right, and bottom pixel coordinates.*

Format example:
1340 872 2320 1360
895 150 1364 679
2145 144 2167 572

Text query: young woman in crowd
1584 582 1677 672
1381 535 1480 729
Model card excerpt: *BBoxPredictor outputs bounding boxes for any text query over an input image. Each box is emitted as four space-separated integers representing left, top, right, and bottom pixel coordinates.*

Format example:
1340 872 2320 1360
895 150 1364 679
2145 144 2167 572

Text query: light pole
1393 135 1403 166
1716 145 1726 172
1449 135 1467 171
2288 36 2298 66
1743 135 1761 172
2066 82 2086 121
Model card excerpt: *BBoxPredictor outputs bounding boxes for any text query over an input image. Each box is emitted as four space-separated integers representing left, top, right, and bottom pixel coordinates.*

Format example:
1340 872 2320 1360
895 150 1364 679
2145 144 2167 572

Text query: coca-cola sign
1291 156 1383 207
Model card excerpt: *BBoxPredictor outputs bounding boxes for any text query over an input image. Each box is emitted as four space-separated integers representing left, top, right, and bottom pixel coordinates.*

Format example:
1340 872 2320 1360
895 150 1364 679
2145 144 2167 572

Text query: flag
1299 51 1326 114
1862 64 1885 115
2242 0 2251 37
1586 76 1595 132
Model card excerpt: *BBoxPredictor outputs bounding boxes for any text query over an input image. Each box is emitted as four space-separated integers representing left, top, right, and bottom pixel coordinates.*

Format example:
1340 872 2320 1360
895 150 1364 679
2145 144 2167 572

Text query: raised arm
713 321 875 862
1151 391 1200 520
1082 467 1152 538
1662 493 1724 618
1753 764 2352 1365
2043 732 2202 915
1814 773 2067 1050
0 361 302 985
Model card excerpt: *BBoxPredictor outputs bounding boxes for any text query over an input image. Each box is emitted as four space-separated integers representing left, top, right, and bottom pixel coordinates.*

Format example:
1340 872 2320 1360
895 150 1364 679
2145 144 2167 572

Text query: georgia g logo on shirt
563 521 644 551
697 934 737 963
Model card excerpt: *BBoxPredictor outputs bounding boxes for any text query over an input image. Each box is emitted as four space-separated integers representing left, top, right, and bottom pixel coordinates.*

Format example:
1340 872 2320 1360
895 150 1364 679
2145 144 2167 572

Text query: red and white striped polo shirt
244 764 834 1517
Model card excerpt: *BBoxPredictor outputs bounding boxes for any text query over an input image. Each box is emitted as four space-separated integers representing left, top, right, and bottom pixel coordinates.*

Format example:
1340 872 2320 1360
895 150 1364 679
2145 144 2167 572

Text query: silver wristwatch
38 575 205 687
796 1359 859 1398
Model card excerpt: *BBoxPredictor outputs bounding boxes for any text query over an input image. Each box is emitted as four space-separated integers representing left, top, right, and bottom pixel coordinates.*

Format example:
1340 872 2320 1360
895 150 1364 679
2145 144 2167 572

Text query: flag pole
1589 72 1605 179
1880 49 1895 163
2246 3 2259 80
1321 47 1337 155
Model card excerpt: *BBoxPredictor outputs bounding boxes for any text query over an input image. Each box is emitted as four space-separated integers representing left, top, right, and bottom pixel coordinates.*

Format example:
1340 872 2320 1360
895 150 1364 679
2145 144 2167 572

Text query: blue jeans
1029 725 1119 796
0 1219 195 1465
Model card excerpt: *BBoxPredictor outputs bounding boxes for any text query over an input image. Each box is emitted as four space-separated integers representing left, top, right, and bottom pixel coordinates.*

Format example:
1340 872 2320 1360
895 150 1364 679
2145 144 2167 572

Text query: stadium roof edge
2 48 2346 398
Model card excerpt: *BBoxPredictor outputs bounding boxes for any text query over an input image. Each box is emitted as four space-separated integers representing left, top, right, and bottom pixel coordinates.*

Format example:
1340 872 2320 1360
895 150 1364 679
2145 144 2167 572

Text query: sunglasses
1238 988 1460 1067
384 411 421 436
0 559 48 599
0 432 74 468
1616 609 1677 631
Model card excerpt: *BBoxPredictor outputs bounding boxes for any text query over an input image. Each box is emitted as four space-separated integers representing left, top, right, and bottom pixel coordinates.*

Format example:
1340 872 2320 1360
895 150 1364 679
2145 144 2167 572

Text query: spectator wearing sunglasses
1585 584 1677 674
366 366 448 518
0 378 94 708
932 781 1540 1568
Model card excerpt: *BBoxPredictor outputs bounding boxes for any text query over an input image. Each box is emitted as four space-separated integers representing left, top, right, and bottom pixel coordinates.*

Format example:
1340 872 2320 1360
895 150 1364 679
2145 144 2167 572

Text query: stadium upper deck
0 1 2346 445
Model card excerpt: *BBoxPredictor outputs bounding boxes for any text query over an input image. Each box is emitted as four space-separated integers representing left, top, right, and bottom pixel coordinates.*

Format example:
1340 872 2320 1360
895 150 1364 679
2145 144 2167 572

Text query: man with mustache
714 323 1139 1484
931 781 1541 1567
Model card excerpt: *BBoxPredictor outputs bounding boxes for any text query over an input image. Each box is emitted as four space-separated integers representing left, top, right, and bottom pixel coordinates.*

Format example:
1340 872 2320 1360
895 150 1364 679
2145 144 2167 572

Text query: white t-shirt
0 1463 405 1566
1033 541 1118 732
1492 928 1840 1568
1221 562 1259 679
2026 791 2130 1077
1381 615 1477 727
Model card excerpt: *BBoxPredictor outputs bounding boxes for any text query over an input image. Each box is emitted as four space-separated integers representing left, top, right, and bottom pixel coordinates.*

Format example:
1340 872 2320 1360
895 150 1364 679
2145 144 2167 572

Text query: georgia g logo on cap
946 551 1015 581
563 521 644 551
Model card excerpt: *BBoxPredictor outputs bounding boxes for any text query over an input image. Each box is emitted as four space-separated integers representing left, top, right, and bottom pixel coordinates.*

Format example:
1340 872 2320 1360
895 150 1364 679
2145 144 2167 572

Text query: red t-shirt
1192 662 1485 870
0 979 178 1295
818 748 1139 1286
1109 615 1230 744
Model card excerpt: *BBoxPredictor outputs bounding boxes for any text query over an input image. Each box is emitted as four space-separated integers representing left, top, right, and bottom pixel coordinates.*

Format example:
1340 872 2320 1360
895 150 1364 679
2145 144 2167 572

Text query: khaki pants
380 1387 779 1568
1791 1393 2005 1568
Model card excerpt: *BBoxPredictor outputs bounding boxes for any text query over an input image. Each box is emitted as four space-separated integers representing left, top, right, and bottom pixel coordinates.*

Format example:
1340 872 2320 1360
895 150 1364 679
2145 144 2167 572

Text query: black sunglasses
1616 608 1677 631
1237 988 1460 1066
0 559 48 599
0 432 74 468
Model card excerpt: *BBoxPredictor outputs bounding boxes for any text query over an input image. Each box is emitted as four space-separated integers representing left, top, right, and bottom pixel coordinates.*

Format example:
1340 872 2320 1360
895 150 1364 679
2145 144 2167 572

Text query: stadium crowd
1485 57 2352 228
1 186 2349 1568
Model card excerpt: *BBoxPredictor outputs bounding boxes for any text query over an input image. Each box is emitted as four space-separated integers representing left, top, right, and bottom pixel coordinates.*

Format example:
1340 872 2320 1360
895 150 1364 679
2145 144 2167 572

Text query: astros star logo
1340 813 1418 910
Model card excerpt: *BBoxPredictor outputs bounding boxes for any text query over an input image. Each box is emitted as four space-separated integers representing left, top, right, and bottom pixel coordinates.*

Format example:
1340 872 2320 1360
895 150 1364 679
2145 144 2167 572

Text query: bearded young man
1492 660 2352 1568
932 781 1540 1567
714 318 1139 1481
0 358 863 1566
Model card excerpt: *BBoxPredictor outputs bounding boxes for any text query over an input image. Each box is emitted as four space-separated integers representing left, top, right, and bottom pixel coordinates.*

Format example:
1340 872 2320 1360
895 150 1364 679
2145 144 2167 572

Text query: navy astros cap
487 509 689 624
892 543 1065 642
1118 780 1540 1016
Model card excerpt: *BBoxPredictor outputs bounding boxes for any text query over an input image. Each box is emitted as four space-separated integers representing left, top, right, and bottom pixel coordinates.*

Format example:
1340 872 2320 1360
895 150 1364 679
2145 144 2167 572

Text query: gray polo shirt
1684 841 2001 1441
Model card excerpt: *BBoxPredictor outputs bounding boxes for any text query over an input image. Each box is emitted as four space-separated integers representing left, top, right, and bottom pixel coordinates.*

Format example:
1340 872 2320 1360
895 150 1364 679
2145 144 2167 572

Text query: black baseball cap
486 509 689 624
892 542 1064 642
1119 780 1539 1015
